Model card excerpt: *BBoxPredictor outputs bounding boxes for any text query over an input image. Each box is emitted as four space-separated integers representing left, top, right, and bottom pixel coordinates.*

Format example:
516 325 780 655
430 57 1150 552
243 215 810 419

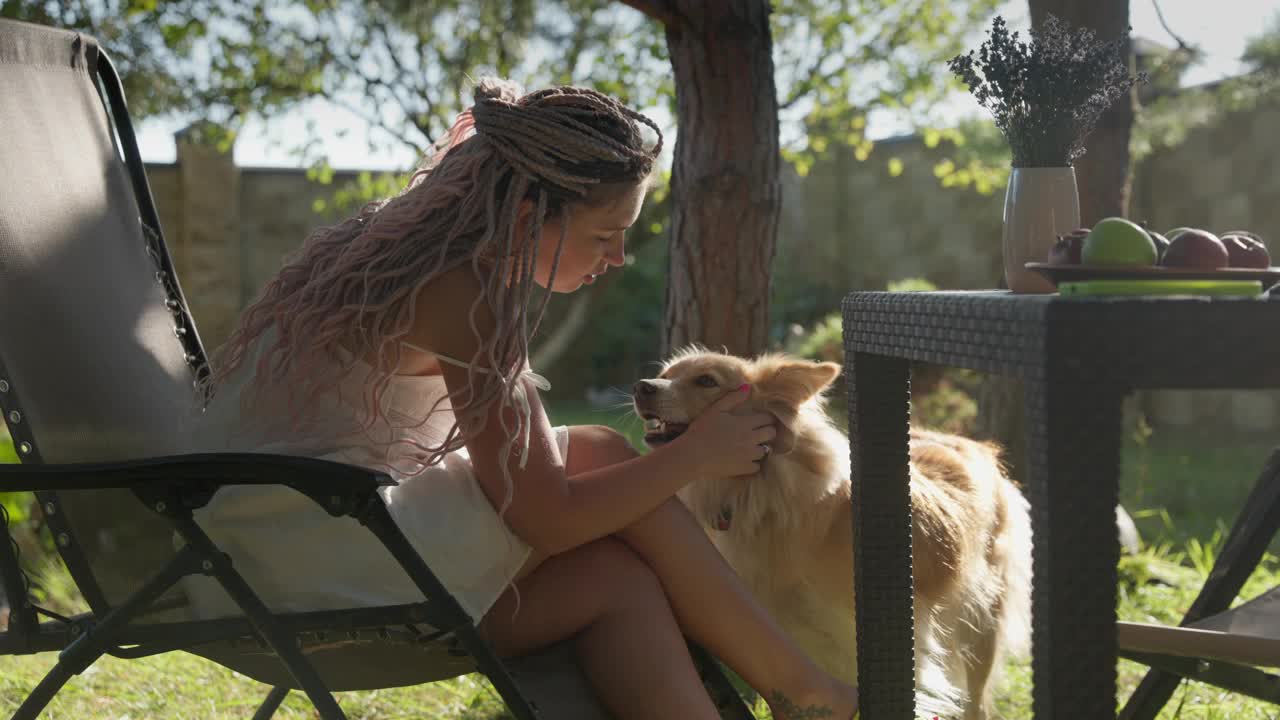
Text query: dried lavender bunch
948 14 1147 167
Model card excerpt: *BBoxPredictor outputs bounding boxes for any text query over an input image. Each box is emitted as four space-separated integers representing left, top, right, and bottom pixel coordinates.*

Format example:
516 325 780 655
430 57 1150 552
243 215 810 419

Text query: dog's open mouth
641 414 689 445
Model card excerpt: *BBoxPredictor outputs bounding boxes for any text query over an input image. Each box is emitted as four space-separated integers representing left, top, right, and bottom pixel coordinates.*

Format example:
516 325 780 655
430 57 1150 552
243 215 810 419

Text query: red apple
1220 232 1271 268
1162 229 1229 269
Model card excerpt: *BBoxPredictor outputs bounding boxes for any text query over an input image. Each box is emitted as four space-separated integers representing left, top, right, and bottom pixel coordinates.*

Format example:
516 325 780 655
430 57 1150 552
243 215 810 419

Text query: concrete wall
150 106 1280 432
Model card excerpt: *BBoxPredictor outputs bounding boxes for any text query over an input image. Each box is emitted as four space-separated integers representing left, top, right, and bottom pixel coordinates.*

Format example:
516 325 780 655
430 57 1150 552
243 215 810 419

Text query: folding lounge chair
1118 448 1280 719
0 18 755 720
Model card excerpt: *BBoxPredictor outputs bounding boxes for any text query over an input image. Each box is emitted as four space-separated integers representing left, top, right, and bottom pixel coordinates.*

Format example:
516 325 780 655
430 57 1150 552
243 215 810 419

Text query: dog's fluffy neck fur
683 394 850 539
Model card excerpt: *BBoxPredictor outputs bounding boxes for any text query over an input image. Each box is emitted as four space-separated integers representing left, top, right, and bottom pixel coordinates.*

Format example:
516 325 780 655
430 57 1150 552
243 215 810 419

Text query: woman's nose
606 235 627 266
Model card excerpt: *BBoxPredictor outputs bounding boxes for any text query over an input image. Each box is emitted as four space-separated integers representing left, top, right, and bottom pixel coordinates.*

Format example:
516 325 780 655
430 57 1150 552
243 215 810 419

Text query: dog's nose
633 380 658 398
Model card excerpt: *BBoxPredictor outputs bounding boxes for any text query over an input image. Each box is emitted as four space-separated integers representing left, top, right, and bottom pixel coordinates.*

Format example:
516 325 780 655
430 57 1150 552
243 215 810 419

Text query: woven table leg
1024 376 1125 720
847 351 915 720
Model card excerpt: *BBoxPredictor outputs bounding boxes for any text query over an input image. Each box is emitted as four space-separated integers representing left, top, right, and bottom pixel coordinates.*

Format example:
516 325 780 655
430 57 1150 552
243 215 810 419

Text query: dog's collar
714 504 732 531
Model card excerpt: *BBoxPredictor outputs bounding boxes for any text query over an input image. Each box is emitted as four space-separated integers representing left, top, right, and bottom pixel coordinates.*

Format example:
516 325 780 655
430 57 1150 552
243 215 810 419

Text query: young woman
189 78 859 720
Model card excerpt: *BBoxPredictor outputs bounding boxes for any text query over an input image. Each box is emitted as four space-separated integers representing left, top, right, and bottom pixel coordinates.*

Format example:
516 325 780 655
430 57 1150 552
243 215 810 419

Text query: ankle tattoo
768 690 835 719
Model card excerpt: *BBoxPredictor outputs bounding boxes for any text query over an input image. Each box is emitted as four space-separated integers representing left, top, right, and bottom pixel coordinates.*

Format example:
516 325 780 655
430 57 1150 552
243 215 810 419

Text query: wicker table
840 290 1280 720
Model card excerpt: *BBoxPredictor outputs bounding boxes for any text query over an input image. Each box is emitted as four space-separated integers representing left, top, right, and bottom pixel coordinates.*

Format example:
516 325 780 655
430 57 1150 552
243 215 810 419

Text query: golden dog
632 348 1032 719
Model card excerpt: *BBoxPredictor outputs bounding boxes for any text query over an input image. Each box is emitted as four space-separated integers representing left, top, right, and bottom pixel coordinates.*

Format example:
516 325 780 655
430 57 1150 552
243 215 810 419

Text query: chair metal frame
1118 448 1280 718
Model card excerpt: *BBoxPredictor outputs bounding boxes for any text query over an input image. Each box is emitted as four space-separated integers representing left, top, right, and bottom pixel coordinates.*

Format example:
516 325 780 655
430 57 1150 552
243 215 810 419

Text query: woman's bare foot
767 679 859 720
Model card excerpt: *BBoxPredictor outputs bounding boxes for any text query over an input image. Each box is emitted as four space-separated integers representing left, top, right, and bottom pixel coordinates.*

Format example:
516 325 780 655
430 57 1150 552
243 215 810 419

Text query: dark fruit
1220 232 1271 269
1221 229 1264 243
1138 221 1171 261
1048 228 1089 265
1161 229 1229 269
1148 231 1170 261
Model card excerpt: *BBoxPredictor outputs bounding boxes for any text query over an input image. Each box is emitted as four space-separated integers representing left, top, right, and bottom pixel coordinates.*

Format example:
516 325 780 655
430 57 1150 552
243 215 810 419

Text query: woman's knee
567 424 639 474
581 536 665 610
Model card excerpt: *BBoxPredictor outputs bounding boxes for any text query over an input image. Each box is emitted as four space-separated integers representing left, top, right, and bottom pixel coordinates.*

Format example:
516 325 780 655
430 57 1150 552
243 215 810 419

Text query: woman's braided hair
206 78 662 511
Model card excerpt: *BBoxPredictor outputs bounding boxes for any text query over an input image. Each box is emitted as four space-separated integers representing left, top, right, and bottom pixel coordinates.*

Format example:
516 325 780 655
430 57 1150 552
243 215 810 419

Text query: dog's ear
754 360 842 455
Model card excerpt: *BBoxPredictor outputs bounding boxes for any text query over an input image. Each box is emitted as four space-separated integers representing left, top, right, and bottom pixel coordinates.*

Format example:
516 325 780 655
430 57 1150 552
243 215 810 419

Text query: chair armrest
0 453 396 516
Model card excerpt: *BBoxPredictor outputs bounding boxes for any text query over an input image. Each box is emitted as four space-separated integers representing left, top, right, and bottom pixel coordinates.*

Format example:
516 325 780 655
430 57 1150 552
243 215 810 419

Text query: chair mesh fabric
0 19 198 612
1190 584 1280 641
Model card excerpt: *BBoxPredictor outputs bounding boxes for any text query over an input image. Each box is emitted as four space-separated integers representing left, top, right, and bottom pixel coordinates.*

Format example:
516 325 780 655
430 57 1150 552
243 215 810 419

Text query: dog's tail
997 480 1034 658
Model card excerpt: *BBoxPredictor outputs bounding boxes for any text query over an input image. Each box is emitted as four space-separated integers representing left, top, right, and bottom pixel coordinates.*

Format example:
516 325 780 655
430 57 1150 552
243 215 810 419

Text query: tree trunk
1029 0 1138 224
652 0 781 357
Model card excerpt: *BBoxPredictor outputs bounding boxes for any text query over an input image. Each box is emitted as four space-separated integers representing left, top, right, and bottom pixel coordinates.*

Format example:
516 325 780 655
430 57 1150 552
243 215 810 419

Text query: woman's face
532 184 646 293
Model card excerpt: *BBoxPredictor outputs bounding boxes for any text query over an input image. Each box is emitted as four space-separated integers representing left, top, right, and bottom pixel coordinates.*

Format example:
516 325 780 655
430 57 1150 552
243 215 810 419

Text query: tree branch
780 17 846 110
369 16 434 138
1150 0 1196 56
323 88 425 155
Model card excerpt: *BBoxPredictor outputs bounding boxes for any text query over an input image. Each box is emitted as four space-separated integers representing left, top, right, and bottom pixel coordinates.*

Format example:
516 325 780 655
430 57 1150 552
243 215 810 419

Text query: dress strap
401 341 477 371
401 341 551 469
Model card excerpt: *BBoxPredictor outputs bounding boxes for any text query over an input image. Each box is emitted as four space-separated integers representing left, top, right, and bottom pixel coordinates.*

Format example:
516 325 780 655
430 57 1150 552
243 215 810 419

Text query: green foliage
6 0 1004 204
779 277 979 434
928 117 1011 194
1 0 216 118
782 277 940 363
774 0 1002 178
310 167 412 214
885 277 938 293
784 314 844 364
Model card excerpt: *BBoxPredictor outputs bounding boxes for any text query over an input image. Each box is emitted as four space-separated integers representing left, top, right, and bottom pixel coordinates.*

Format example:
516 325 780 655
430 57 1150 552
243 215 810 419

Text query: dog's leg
912 601 964 720
960 625 998 720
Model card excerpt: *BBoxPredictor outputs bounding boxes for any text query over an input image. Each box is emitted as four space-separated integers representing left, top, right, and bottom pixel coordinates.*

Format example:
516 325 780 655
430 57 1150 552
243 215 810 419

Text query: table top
842 290 1280 389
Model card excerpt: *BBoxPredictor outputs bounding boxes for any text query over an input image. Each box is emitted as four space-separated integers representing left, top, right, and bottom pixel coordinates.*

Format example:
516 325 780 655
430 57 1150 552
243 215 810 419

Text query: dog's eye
693 374 718 388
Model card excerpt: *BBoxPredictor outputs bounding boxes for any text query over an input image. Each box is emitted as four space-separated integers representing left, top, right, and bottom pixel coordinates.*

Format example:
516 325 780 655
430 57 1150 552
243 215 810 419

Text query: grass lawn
2 402 1279 719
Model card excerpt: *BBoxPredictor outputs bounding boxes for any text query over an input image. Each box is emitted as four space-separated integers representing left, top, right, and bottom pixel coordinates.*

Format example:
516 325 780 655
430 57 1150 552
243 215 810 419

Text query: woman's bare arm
408 267 768 555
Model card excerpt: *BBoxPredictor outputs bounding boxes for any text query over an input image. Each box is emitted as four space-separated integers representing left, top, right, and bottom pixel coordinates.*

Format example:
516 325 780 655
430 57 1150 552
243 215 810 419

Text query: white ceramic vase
1002 166 1081 294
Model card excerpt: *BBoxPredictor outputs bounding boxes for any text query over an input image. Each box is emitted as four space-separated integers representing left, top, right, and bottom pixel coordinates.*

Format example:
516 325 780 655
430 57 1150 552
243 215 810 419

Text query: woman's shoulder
408 264 497 361
416 263 488 303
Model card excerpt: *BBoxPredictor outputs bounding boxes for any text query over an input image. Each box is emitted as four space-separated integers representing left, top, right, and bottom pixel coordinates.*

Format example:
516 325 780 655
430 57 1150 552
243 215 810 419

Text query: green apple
1082 217 1159 266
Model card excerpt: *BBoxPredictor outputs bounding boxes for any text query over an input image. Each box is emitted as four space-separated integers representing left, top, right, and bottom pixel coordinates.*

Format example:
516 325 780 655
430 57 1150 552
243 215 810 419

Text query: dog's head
632 347 842 456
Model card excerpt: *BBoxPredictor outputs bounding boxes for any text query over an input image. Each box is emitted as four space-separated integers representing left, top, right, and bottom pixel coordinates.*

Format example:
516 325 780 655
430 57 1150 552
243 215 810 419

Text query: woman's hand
673 384 777 479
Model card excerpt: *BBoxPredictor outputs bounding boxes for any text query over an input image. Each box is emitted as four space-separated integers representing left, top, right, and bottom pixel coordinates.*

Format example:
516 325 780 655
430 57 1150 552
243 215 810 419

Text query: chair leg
12 546 205 720
1120 448 1280 720
9 663 75 720
360 504 540 720
454 624 542 720
171 515 347 720
251 686 290 720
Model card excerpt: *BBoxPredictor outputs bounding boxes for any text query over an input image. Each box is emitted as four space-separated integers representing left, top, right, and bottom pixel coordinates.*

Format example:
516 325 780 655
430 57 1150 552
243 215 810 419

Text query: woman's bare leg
566 425 859 720
480 536 721 720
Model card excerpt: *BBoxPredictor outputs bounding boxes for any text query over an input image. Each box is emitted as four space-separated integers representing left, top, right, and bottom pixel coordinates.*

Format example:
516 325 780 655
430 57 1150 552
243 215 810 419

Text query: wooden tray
1025 262 1280 291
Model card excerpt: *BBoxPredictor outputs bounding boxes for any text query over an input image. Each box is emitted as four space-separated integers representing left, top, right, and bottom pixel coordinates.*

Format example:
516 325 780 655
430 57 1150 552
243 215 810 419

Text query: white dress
180 335 561 623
